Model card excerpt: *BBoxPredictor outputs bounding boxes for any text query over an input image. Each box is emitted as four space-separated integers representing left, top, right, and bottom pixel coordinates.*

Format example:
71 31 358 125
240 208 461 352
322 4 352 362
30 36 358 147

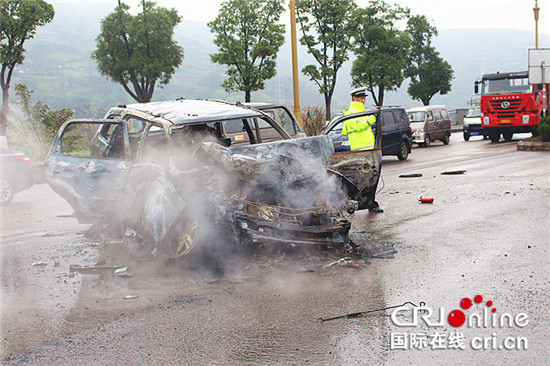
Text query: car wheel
163 216 199 258
502 131 513 142
397 141 409 160
424 135 431 147
442 133 450 145
463 131 470 141
0 178 14 205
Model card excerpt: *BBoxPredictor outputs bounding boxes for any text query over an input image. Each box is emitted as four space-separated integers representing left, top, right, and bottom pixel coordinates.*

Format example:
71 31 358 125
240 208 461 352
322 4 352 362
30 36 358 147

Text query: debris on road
441 170 466 175
319 301 425 322
123 295 139 300
69 264 134 277
31 262 48 267
418 197 434 204
322 257 366 269
399 173 423 178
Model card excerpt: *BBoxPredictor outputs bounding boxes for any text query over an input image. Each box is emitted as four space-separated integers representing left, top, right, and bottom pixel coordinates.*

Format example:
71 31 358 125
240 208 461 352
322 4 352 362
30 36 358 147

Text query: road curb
517 140 550 151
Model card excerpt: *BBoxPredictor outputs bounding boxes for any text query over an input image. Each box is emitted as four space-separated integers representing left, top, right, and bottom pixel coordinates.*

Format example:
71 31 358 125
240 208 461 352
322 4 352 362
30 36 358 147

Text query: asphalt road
1 133 549 365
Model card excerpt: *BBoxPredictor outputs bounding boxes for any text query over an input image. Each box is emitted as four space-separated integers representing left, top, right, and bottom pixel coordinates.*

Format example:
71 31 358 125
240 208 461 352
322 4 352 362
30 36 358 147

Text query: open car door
45 119 131 223
322 111 383 210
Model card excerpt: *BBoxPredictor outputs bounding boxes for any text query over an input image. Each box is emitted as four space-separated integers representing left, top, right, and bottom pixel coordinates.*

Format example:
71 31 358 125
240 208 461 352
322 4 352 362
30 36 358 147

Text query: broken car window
60 122 125 159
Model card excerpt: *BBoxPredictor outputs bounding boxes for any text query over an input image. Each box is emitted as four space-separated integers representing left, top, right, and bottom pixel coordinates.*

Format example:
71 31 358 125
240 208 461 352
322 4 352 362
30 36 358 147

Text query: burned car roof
117 99 265 126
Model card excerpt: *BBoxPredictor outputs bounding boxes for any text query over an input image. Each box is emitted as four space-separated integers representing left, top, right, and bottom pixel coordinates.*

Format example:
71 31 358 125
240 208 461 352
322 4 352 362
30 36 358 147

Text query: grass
522 136 543 142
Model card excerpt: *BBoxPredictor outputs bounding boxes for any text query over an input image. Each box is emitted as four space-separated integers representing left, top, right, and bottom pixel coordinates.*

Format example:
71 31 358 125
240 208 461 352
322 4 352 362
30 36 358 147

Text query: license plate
471 132 480 136
500 119 512 124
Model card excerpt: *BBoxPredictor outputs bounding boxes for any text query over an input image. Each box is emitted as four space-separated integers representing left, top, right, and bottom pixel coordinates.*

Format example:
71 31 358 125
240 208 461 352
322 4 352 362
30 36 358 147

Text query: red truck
475 71 546 142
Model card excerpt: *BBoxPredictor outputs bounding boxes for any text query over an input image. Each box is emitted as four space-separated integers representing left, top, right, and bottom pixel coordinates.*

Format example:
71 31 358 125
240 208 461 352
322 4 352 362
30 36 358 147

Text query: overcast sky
60 0 550 35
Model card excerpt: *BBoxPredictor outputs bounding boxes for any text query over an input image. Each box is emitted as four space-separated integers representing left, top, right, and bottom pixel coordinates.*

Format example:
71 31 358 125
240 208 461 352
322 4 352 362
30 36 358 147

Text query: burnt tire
397 141 409 160
0 178 14 205
162 217 199 258
463 131 470 141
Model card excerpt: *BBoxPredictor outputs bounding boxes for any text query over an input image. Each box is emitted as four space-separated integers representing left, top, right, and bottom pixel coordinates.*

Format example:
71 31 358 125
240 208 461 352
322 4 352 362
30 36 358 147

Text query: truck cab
475 71 543 142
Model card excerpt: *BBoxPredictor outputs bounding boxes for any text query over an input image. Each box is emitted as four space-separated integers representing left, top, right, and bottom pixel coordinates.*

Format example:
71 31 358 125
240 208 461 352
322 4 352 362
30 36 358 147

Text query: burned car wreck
45 99 381 259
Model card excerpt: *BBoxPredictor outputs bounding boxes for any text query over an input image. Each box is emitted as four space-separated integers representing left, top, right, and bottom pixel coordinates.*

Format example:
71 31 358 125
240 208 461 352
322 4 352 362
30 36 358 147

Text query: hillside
13 1 550 117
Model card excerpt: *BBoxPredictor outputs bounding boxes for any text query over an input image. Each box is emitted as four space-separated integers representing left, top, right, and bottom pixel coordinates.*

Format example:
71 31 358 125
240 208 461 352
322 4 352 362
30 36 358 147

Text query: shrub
300 106 327 136
538 115 550 142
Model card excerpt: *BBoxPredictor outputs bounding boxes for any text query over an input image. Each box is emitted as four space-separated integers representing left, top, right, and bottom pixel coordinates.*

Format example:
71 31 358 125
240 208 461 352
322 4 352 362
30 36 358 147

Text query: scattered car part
69 264 134 277
441 170 466 175
399 173 423 178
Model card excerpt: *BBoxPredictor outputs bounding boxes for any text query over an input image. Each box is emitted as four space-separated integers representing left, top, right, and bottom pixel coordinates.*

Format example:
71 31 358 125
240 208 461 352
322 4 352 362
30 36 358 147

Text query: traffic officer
342 87 376 151
342 87 383 213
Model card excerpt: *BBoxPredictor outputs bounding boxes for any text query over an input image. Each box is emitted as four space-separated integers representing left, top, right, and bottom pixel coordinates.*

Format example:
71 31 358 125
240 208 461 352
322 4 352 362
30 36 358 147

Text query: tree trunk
324 93 332 121
245 90 251 103
0 84 9 149
377 85 385 107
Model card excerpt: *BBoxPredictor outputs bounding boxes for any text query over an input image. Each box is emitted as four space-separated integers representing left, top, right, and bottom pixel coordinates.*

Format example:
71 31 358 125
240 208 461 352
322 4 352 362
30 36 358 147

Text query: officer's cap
350 87 368 98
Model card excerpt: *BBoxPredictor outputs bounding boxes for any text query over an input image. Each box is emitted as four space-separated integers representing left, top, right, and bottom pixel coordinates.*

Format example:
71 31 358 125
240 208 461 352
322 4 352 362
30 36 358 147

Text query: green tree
296 0 357 120
9 83 73 160
92 0 183 103
405 15 454 105
208 0 285 102
351 0 410 107
0 0 54 147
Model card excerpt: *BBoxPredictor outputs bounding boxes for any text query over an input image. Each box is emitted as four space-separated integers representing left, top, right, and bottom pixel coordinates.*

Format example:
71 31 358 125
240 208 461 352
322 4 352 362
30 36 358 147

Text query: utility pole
289 0 302 125
534 0 540 49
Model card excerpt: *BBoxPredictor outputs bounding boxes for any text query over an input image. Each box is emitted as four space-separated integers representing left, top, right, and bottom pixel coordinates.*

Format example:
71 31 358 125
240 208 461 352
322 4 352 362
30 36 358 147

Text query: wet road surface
2 134 549 365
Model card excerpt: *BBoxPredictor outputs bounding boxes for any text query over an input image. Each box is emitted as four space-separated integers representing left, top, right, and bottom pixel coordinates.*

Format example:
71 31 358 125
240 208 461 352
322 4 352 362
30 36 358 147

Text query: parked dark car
0 148 34 205
324 106 412 160
45 99 380 259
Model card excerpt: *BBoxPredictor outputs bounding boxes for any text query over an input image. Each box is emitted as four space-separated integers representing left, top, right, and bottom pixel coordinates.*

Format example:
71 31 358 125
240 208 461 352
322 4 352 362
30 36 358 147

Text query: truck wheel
532 126 539 137
502 131 513 142
397 141 409 160
463 131 470 141
489 131 500 143
442 133 450 145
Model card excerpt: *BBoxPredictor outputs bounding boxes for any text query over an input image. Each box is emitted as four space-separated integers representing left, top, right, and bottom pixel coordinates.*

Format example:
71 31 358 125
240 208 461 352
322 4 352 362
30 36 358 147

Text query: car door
45 119 131 223
381 110 398 155
433 110 443 139
260 106 306 138
322 111 382 207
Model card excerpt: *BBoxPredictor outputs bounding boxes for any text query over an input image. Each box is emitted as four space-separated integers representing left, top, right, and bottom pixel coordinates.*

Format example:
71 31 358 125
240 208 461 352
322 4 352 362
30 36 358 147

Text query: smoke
112 133 351 275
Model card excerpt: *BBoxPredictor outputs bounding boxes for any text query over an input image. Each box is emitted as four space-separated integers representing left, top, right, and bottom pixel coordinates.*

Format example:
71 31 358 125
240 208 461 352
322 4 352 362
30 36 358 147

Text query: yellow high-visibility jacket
342 101 376 151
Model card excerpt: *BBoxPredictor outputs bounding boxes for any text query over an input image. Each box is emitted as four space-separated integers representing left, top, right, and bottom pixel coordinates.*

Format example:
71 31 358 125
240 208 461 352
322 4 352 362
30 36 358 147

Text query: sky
53 0 550 35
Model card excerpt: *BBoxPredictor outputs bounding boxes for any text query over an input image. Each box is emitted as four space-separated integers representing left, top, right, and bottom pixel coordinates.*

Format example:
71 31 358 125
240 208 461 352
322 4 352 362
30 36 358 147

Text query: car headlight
483 117 490 125
522 115 530 124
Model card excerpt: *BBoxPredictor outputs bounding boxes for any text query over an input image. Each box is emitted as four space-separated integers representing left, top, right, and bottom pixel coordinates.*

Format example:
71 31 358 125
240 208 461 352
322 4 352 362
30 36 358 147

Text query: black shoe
369 206 384 213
